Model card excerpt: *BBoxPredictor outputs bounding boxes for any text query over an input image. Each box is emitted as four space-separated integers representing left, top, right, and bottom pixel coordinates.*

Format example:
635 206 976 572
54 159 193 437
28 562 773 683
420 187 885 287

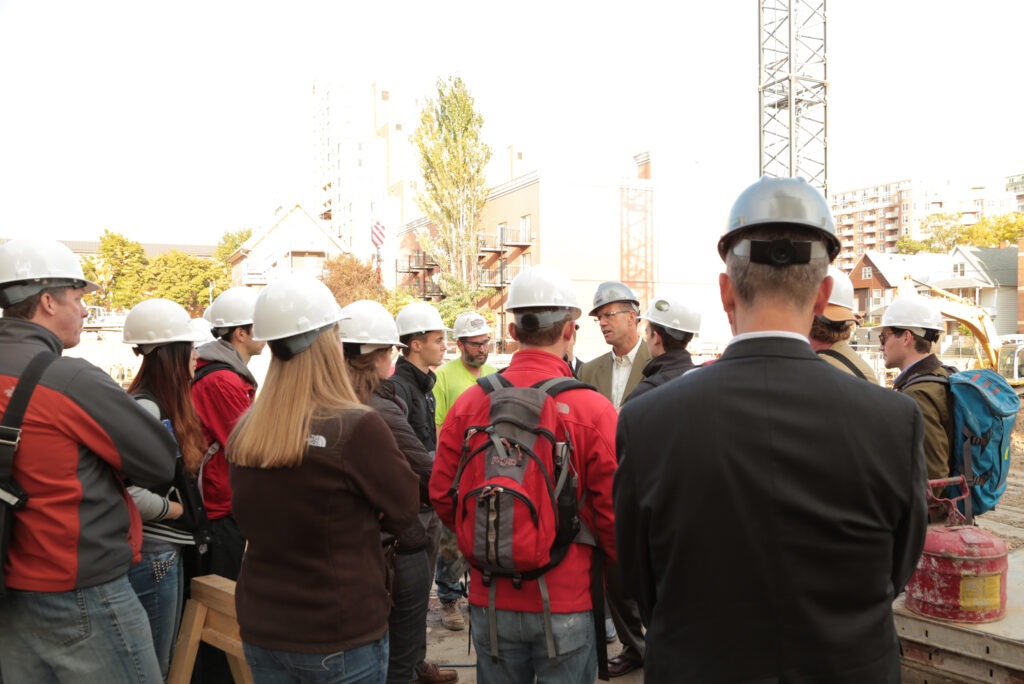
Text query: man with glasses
432 311 498 631
879 294 953 487
579 281 650 677
580 282 650 409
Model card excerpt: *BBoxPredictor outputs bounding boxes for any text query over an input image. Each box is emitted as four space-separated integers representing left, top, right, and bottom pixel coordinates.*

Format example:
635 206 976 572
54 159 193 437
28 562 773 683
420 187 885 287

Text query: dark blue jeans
243 635 388 684
386 550 431 684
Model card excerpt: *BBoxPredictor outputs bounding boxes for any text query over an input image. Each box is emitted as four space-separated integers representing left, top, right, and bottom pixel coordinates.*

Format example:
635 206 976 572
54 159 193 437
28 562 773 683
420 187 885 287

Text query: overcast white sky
1 0 1022 260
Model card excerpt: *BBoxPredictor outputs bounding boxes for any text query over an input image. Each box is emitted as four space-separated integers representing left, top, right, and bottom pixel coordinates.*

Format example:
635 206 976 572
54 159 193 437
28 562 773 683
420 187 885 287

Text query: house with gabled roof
228 205 347 286
847 251 953 323
935 246 1018 336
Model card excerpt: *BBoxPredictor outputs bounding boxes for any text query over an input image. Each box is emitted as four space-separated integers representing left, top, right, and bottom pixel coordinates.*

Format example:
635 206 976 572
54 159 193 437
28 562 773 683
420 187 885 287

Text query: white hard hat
395 301 450 337
719 176 840 262
205 286 259 328
339 300 406 354
881 295 944 332
252 276 346 342
641 296 700 336
452 311 492 339
506 265 580 314
589 281 640 317
123 298 208 348
0 238 99 307
822 266 857 323
190 318 216 344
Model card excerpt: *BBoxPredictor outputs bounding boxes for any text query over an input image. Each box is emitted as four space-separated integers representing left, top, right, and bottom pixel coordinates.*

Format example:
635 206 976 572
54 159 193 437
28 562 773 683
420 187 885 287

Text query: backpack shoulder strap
531 376 596 397
818 349 868 380
1 351 59 482
903 373 950 390
477 373 514 394
191 360 241 385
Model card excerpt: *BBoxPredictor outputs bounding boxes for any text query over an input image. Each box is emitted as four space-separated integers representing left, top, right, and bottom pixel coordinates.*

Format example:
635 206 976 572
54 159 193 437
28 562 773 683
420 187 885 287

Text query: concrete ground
424 596 644 684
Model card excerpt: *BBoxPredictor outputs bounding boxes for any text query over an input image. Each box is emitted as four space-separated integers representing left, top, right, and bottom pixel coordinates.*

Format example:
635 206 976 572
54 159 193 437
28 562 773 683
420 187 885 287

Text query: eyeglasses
879 328 906 345
593 309 633 323
462 339 491 350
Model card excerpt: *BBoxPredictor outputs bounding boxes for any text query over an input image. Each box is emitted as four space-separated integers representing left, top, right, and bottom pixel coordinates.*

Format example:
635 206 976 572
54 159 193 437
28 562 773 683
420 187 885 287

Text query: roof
861 251 954 287
231 204 346 264
0 238 216 259
959 246 1018 288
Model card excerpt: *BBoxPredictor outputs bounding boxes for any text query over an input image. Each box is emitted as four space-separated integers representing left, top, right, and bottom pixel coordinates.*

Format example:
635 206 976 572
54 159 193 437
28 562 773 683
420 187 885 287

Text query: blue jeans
128 547 184 680
470 606 596 684
386 550 431 684
243 635 389 684
0 574 162 683
434 527 467 604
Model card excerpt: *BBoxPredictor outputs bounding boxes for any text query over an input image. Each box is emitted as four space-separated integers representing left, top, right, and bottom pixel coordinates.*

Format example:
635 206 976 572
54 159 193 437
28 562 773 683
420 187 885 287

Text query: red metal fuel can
904 478 1008 623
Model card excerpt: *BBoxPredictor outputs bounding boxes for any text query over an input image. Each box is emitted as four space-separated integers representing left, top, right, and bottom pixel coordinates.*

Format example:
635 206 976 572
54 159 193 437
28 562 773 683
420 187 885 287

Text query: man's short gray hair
725 226 829 309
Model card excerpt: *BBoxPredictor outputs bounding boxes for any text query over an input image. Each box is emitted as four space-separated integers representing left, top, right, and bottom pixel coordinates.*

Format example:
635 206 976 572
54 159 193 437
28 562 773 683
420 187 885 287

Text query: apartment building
831 178 1018 272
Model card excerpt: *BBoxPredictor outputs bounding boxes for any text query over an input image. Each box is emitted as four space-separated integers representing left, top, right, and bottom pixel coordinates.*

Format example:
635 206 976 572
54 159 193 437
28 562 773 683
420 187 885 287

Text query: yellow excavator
899 278 1024 392
897 278 999 370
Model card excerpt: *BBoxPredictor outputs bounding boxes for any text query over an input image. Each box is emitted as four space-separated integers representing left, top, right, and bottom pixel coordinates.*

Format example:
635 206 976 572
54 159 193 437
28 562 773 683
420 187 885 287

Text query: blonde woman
228 277 419 684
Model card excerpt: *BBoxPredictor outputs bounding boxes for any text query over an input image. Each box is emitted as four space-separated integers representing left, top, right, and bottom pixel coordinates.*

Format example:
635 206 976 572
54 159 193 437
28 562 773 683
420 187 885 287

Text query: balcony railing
478 264 522 287
407 250 438 271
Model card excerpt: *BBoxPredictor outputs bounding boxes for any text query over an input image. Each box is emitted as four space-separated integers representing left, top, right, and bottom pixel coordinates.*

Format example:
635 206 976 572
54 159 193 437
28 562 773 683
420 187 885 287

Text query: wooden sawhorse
167 574 253 684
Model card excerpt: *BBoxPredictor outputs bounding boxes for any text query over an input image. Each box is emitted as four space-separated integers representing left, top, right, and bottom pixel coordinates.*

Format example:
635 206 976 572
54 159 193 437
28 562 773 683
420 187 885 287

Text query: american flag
371 221 386 248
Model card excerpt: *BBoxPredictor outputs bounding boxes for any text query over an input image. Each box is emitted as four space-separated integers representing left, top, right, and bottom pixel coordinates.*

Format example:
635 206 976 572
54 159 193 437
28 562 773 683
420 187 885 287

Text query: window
954 263 965 276
872 288 881 298
520 214 531 235
862 267 873 279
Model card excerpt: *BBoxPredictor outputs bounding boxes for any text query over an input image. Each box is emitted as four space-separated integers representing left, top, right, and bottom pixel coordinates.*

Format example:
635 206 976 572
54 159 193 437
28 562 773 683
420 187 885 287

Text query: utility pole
759 0 828 195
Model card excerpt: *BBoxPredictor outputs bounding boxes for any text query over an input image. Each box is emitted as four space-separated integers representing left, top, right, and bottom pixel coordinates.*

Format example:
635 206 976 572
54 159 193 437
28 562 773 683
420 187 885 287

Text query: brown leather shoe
415 662 459 684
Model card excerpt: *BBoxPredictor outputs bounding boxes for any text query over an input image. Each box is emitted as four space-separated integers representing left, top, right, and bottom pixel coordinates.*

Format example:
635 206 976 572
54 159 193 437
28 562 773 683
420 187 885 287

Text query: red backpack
448 374 591 584
447 372 608 677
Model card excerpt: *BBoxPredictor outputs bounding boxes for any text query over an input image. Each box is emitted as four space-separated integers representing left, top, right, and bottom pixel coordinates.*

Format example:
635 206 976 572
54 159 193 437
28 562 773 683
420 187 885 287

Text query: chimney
634 152 651 180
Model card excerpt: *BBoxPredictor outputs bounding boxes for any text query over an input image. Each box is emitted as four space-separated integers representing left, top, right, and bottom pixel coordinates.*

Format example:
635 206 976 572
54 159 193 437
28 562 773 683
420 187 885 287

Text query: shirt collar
729 330 810 346
614 336 643 365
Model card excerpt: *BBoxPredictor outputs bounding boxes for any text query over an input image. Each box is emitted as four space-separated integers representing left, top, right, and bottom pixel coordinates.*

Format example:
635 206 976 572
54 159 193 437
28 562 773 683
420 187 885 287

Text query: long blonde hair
228 329 360 468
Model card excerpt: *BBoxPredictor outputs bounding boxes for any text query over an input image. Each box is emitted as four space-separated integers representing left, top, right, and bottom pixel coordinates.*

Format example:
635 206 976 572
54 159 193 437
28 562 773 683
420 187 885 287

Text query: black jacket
368 379 433 553
389 356 437 454
623 349 697 404
615 336 928 683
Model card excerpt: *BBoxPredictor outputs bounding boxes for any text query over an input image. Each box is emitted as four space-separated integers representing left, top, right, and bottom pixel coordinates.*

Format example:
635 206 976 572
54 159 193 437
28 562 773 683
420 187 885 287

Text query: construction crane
759 0 828 194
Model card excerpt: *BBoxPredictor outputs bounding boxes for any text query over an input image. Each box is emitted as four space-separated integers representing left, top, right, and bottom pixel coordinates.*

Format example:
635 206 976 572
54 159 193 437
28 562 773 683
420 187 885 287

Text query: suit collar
719 335 817 362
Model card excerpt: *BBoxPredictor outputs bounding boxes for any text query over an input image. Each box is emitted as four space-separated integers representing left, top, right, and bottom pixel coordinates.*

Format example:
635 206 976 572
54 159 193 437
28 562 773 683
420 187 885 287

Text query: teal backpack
907 368 1019 517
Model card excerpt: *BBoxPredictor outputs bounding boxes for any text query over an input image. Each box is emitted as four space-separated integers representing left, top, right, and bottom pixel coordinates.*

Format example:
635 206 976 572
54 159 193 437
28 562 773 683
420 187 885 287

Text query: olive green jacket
894 354 954 483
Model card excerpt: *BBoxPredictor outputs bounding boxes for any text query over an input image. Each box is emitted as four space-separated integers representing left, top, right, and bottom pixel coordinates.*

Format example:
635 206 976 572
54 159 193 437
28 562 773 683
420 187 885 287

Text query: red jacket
1 320 176 591
430 349 618 614
191 344 257 520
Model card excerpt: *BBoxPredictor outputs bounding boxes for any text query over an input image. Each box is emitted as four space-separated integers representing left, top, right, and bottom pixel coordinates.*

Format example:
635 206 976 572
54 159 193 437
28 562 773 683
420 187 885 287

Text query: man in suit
580 282 650 409
614 176 928 683
579 280 649 676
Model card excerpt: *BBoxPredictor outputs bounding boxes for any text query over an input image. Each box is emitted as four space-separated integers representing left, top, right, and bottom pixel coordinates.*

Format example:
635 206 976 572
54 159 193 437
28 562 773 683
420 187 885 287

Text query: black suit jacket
614 336 928 684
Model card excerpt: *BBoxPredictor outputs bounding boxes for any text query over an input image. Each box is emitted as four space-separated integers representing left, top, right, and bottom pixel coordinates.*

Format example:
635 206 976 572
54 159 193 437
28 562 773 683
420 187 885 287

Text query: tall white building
312 82 421 284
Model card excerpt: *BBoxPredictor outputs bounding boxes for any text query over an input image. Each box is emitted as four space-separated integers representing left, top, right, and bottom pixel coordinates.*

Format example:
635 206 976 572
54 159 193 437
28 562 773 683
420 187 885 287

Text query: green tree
919 212 967 252
895 236 932 254
321 254 388 307
143 250 224 316
434 278 496 328
82 230 149 310
411 76 492 291
967 213 1024 246
216 228 252 264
